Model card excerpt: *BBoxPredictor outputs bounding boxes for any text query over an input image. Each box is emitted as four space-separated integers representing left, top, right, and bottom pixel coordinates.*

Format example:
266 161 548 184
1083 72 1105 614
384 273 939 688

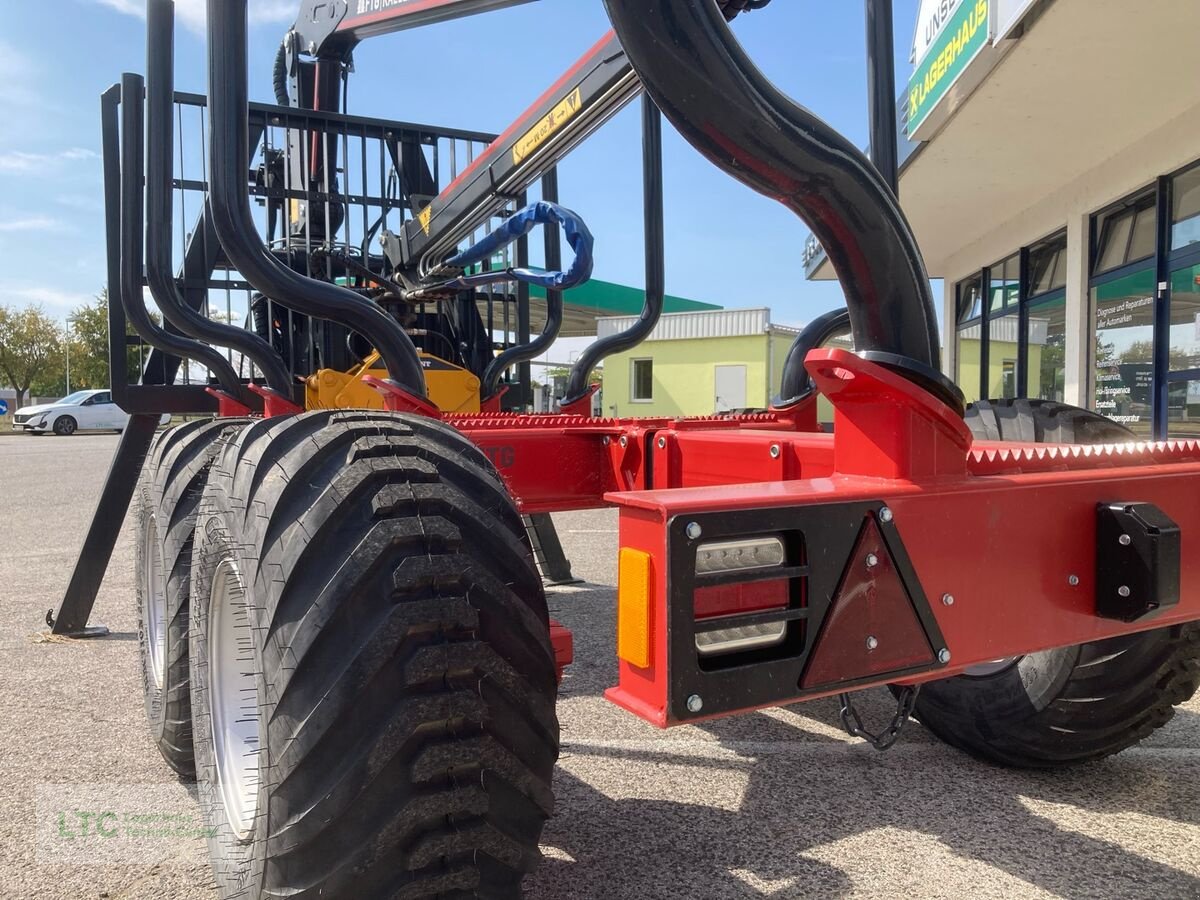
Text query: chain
837 685 921 751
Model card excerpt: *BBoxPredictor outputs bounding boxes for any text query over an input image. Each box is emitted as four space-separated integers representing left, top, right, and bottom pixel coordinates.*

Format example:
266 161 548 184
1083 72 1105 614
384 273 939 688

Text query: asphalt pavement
2 433 1199 899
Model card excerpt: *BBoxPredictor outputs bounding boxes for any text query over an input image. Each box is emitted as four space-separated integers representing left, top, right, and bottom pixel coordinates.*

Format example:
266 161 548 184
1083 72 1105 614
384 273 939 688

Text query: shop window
1091 267 1156 437
631 358 653 401
1027 294 1066 402
1168 260 1200 373
1027 231 1067 297
1093 192 1156 276
1173 165 1200 251
1167 379 1200 438
954 275 983 404
987 311 1019 398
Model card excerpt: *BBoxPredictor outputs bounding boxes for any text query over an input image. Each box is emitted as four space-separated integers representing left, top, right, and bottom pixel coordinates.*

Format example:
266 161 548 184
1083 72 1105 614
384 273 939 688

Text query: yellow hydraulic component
306 351 481 414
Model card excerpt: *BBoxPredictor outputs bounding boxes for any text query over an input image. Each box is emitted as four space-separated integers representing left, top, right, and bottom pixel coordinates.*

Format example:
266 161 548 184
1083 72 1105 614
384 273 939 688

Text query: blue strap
442 201 594 291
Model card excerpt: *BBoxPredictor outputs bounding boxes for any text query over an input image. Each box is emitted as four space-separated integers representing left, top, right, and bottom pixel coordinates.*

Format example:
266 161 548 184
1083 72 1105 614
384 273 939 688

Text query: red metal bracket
559 383 600 417
550 619 573 684
480 384 509 413
362 375 443 418
247 383 304 418
806 348 972 479
767 392 820 431
204 387 254 418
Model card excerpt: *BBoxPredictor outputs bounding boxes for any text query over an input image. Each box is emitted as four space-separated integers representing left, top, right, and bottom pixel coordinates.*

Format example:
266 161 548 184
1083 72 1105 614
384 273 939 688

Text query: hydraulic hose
273 38 291 106
602 0 944 389
207 0 428 398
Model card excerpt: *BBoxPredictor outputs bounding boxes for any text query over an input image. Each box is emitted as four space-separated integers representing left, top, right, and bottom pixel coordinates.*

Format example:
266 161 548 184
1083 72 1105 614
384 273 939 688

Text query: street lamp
65 315 78 395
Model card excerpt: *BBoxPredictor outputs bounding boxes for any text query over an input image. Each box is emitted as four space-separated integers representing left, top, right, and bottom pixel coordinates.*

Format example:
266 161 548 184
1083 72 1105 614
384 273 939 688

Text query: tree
0 304 63 409
1119 339 1193 370
58 289 150 392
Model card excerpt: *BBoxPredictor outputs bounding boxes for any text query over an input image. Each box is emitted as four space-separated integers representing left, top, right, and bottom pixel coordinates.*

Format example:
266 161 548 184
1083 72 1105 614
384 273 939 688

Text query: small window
631 358 653 401
1096 212 1133 273
1093 192 1156 275
1173 164 1200 251
1027 231 1067 297
956 275 982 323
1127 206 1157 262
989 253 1019 313
92 391 112 404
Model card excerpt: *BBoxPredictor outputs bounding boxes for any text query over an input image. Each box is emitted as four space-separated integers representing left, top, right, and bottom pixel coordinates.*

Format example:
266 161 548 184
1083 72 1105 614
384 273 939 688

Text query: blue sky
0 0 922 340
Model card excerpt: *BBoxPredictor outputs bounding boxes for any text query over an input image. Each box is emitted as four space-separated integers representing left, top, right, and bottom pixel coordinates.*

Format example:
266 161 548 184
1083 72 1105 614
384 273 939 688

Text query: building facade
806 0 1200 438
598 308 800 418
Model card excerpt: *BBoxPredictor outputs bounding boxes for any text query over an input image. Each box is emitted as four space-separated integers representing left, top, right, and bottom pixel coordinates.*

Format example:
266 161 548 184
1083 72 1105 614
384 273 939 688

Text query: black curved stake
603 0 947 397
776 307 851 407
146 0 290 399
120 73 247 396
206 0 428 398
564 97 665 406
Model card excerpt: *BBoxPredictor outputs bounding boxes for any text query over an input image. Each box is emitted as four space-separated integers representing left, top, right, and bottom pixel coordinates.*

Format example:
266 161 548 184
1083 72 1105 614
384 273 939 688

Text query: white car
11 389 166 435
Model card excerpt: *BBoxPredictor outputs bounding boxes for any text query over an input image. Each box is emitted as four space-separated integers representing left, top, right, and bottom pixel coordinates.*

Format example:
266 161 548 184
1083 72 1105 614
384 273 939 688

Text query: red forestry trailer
50 0 1200 896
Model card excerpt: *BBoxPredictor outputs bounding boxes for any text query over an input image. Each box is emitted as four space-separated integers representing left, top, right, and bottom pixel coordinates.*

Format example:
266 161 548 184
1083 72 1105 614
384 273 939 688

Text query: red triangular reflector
801 517 933 688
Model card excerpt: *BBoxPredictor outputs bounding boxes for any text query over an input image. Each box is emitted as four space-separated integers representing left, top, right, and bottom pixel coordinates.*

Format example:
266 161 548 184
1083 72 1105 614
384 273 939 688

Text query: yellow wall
956 334 1045 400
604 334 771 417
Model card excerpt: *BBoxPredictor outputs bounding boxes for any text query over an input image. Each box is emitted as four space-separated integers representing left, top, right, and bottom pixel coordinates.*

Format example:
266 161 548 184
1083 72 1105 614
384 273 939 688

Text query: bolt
865 553 879 569
1119 534 1132 546
657 436 666 449
686 694 704 713
769 444 781 459
1118 585 1131 598
938 648 952 664
602 436 610 446
942 593 955 606
619 436 627 448
879 507 893 523
686 522 703 540
1068 574 1080 586
866 635 879 651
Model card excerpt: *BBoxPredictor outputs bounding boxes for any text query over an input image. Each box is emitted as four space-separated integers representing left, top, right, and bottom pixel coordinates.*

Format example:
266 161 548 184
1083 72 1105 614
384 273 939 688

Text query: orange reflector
617 547 653 668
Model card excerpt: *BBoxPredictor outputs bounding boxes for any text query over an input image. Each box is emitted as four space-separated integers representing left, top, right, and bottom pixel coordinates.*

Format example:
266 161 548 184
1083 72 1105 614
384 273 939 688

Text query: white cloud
0 148 98 174
92 0 294 33
0 216 67 233
54 194 103 212
0 285 95 315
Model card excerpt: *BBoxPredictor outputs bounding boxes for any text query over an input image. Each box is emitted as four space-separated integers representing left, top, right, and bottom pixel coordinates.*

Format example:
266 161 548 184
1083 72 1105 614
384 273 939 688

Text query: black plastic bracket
1095 502 1180 622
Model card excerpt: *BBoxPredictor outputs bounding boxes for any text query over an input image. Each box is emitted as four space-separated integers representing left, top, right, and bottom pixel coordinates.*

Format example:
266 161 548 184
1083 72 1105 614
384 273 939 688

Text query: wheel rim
59 418 75 434
208 558 261 842
142 514 167 692
963 656 1021 677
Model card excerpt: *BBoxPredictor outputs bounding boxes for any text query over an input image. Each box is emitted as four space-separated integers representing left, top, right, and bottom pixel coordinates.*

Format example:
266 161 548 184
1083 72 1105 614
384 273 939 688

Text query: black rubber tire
964 397 1135 444
913 399 1200 767
189 411 559 899
53 415 77 436
135 417 251 777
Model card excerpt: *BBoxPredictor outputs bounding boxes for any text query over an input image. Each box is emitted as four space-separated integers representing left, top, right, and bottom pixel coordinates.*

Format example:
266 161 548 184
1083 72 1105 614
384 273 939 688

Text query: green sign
907 0 989 134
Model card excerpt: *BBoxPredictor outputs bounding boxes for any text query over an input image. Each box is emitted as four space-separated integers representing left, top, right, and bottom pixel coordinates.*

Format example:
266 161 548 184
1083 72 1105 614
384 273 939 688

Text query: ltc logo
482 445 516 469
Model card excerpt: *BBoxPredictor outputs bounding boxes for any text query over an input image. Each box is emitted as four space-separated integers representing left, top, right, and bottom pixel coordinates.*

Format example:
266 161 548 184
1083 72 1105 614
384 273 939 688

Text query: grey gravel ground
2 433 1200 899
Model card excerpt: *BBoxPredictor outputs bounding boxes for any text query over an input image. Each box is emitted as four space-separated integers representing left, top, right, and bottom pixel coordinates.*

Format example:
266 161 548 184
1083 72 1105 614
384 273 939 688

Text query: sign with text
907 0 989 135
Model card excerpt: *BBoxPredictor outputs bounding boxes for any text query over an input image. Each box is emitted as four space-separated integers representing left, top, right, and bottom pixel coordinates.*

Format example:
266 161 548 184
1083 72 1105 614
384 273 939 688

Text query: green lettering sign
907 0 990 134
